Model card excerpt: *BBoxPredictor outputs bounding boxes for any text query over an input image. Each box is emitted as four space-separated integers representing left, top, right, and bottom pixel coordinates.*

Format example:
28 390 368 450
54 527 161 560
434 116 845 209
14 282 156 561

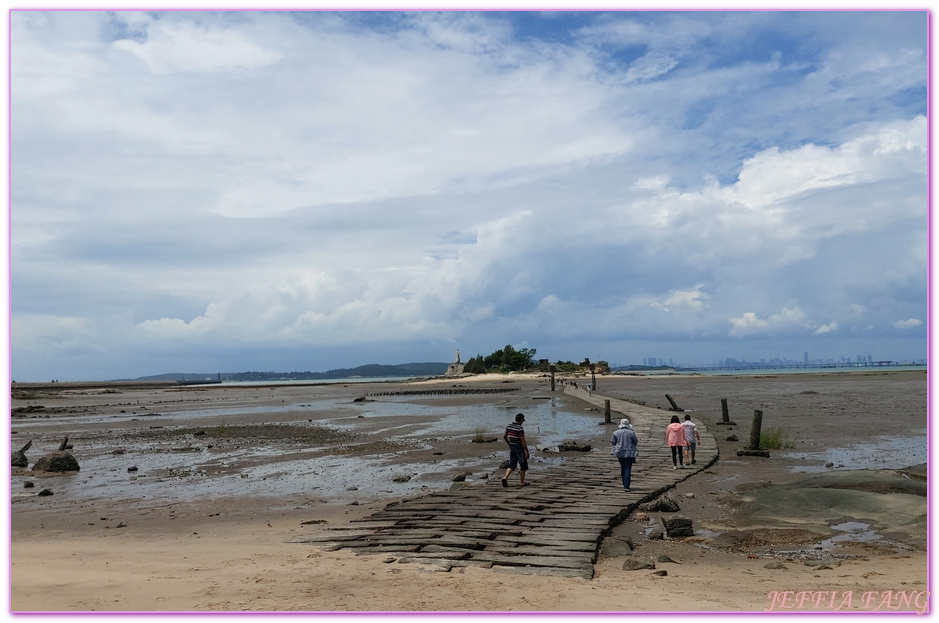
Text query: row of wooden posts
365 387 520 397
598 394 769 457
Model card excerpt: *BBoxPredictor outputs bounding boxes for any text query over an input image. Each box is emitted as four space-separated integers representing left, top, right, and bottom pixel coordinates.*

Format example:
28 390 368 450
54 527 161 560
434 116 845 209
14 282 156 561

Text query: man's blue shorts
508 444 528 471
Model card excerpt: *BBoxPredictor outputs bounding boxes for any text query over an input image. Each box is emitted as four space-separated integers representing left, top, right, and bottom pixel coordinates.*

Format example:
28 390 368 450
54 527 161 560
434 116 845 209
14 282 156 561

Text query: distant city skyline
623 351 925 370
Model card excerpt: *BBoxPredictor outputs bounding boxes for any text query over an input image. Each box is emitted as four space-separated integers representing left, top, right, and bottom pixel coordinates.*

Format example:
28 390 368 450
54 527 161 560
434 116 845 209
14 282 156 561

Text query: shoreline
10 371 927 612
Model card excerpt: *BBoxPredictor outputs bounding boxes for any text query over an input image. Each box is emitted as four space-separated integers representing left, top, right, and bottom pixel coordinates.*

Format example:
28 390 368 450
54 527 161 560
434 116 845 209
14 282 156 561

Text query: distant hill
133 362 449 382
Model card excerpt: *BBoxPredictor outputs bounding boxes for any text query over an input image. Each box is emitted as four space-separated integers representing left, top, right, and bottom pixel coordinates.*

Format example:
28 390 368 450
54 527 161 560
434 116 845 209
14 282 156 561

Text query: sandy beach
9 370 928 613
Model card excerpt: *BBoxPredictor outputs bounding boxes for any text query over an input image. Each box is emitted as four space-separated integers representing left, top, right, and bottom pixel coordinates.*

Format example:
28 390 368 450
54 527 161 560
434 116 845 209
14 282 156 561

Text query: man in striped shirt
501 412 530 487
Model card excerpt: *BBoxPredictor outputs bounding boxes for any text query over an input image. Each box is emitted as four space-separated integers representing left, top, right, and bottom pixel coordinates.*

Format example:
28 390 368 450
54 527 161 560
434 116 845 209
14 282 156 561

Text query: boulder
765 561 788 570
661 514 694 538
600 536 635 557
640 496 681 513
557 441 591 452
12 450 28 468
622 558 656 571
12 440 32 468
32 451 80 473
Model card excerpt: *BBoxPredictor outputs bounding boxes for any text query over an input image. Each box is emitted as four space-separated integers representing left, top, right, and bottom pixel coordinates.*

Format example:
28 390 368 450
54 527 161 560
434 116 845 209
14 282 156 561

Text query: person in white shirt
682 414 701 465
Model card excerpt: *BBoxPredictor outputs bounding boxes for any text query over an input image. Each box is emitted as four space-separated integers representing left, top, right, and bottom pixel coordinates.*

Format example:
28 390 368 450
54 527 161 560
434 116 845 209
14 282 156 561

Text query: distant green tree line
462 345 537 374
461 351 610 375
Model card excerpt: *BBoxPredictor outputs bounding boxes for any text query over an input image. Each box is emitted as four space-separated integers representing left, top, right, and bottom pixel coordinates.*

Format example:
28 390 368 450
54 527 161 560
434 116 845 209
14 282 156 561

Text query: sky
9 9 928 381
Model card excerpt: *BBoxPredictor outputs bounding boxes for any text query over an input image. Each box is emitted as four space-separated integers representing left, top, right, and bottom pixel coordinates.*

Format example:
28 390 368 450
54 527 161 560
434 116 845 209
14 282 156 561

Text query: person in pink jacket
666 415 688 470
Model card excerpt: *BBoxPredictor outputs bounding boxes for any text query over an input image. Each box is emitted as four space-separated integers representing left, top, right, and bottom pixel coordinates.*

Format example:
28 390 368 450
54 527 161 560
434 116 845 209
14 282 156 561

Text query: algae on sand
720 468 926 551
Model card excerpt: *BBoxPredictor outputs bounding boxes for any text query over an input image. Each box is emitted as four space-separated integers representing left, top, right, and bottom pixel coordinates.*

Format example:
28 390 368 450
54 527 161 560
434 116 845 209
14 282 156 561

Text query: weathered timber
469 551 594 570
288 532 379 543
665 394 683 411
346 544 423 553
493 532 601 544
492 565 592 579
484 542 597 555
397 548 473 559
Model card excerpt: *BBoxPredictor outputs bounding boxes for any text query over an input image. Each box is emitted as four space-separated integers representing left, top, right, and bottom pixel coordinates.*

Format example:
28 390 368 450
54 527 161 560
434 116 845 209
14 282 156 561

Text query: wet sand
9 370 928 612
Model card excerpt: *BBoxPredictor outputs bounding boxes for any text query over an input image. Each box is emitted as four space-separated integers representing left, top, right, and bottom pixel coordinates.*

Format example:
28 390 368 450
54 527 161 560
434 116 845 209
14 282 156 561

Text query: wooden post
550 366 556 392
589 363 596 392
604 400 611 424
748 410 763 450
665 394 681 411
721 398 729 422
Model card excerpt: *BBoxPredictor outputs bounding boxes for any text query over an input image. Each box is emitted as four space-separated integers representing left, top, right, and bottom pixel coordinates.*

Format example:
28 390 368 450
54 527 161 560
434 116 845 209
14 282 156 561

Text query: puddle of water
817 521 884 548
787 434 926 472
334 398 601 448
12 396 595 505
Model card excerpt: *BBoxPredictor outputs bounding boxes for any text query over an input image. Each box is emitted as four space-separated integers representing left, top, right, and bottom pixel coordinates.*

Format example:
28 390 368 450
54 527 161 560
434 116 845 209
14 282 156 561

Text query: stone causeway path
291 386 719 579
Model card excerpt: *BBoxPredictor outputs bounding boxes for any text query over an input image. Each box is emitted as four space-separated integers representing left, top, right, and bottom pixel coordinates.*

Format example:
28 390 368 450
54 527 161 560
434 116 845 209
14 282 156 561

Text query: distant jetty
11 380 181 392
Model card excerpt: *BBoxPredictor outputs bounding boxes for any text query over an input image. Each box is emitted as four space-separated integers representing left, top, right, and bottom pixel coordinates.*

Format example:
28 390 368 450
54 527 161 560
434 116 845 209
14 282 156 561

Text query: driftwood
58 436 70 451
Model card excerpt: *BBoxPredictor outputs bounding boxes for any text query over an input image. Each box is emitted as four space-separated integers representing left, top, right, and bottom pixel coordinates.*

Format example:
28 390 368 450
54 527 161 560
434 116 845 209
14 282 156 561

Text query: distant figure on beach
610 418 638 491
502 413 530 488
682 414 700 465
666 415 687 469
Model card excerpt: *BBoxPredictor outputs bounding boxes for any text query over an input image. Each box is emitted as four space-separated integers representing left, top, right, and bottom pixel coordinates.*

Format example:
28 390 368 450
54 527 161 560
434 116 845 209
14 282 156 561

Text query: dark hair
684 414 691 420
670 415 680 423
515 413 525 422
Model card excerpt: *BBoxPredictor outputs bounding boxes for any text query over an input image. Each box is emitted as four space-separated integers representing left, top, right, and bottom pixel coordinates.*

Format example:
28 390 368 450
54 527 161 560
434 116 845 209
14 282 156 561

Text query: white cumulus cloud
729 306 810 337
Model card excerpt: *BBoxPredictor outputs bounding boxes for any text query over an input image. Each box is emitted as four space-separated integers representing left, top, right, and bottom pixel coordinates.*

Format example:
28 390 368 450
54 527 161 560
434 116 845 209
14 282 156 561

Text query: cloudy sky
10 10 927 381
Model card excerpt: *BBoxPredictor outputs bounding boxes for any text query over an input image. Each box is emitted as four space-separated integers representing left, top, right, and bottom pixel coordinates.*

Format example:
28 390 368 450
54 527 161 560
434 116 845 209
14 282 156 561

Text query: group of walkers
666 413 701 469
499 408 700 492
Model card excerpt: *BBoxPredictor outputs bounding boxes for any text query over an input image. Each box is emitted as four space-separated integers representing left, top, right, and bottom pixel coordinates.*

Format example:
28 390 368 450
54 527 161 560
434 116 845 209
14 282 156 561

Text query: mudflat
9 370 927 612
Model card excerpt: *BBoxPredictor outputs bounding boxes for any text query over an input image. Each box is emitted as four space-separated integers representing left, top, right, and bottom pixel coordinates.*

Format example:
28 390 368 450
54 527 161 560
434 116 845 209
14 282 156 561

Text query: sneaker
624 488 631 492
672 465 678 470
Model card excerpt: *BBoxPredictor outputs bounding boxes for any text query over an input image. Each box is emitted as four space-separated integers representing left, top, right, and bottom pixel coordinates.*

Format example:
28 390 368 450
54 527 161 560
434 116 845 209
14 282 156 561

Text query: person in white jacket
610 418 639 491
682 414 701 465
